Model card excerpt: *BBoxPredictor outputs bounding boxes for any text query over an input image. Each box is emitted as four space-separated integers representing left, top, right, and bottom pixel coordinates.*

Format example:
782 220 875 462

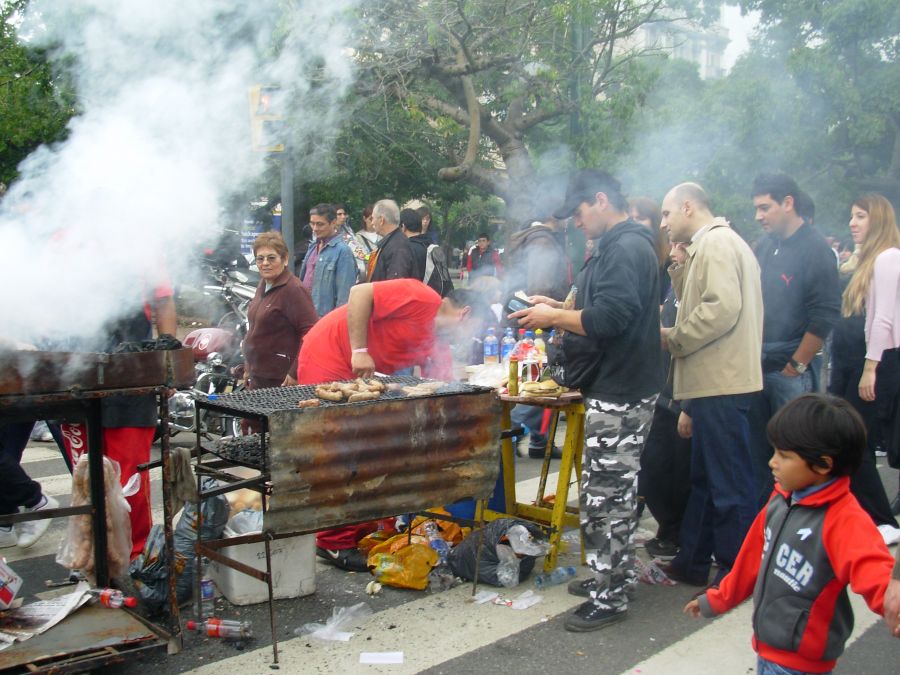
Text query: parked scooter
202 261 257 339
167 327 244 438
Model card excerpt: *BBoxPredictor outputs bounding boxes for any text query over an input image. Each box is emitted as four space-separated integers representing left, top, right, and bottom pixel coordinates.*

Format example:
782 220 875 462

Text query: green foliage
0 0 76 185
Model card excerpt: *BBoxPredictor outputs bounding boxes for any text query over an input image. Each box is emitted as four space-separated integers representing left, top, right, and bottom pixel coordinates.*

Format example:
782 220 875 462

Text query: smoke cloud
0 0 356 347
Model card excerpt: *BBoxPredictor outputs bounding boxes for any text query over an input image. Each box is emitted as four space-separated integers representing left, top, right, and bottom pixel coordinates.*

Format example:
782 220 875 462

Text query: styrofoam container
208 529 316 605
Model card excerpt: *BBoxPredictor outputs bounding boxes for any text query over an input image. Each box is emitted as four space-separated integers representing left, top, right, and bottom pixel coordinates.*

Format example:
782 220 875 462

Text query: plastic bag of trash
506 524 551 557
294 602 373 641
448 518 545 587
129 478 229 613
57 455 132 583
495 544 520 588
369 543 438 590
227 509 263 536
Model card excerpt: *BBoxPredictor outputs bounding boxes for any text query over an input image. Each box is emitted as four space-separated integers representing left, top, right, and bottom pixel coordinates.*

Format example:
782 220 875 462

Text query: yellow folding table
477 390 584 572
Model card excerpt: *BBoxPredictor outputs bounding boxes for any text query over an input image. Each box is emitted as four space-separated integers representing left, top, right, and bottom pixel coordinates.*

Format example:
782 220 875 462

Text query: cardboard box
208 529 315 605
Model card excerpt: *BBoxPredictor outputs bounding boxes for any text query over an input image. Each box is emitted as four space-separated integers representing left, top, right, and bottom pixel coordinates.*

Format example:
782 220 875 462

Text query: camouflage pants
581 395 656 611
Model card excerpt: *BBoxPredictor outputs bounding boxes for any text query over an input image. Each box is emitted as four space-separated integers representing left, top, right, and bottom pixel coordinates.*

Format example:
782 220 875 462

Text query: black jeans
639 403 692 544
0 422 43 517
830 359 899 528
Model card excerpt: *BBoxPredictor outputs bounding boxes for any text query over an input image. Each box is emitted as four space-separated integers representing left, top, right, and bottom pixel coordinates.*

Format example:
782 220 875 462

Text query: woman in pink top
843 193 900 519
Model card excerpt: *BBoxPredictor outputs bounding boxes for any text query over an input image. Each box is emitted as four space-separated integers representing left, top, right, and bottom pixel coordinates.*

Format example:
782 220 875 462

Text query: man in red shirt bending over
296 278 477 571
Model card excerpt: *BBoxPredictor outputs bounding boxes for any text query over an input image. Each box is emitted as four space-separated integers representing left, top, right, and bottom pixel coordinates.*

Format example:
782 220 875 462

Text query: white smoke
0 0 357 346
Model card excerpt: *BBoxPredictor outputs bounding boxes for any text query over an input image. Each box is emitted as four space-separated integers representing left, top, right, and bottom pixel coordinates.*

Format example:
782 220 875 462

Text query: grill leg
472 499 487 596
263 485 279 668
86 400 109 587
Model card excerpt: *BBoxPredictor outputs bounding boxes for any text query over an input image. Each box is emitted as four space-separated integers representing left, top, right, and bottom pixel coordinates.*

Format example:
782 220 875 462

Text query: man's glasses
256 255 280 264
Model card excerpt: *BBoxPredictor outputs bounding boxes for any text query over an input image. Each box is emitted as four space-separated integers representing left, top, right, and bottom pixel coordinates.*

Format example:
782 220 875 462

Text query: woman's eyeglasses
256 255 280 264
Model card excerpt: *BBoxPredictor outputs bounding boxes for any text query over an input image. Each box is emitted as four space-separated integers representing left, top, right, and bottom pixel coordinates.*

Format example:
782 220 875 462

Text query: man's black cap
554 169 624 219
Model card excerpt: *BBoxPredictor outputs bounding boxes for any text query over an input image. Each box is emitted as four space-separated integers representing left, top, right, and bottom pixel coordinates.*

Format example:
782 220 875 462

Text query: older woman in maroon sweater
243 232 317 391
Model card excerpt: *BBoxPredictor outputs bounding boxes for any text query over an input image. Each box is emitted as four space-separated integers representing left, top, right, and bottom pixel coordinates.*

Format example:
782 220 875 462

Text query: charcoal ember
112 341 143 353
215 432 268 468
111 334 183 353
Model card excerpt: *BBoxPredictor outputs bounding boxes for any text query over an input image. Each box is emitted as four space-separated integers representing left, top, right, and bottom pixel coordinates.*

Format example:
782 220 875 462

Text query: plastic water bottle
483 327 499 364
500 328 517 362
91 588 137 609
199 559 216 618
187 618 253 639
533 566 577 589
423 521 450 564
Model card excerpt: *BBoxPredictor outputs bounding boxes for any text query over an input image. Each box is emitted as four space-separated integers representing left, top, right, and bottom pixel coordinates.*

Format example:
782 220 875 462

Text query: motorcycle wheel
217 311 241 332
224 415 242 438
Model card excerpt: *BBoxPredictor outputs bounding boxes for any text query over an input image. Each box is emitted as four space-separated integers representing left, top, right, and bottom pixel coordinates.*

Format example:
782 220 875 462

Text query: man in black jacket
512 169 662 632
749 174 840 500
401 207 454 297
367 199 417 282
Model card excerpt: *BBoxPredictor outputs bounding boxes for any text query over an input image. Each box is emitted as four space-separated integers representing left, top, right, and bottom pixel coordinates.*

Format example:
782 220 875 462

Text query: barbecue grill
0 347 195 670
192 375 502 665
196 376 501 532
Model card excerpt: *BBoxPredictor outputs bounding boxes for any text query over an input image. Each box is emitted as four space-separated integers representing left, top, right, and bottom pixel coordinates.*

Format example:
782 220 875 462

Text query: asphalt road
5 429 898 674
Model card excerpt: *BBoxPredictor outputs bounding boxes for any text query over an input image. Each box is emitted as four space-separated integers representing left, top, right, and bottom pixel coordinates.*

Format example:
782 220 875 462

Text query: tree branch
437 33 481 182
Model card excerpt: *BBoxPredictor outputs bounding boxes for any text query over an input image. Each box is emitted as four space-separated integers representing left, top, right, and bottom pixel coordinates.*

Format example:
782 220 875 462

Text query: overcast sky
721 4 761 71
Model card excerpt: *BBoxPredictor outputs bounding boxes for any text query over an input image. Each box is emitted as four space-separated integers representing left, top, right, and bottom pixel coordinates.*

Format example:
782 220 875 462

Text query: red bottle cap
123 596 138 608
186 620 198 630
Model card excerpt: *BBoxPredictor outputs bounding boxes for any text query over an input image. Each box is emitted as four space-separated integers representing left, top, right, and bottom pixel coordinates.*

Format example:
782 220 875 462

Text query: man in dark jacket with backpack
400 207 454 297
511 169 662 633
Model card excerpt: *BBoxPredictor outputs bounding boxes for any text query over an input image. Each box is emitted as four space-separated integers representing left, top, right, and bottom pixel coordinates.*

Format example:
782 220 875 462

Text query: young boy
684 393 895 674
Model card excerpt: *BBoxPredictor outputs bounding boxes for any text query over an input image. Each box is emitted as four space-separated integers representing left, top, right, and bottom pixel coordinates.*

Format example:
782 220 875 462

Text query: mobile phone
507 296 533 314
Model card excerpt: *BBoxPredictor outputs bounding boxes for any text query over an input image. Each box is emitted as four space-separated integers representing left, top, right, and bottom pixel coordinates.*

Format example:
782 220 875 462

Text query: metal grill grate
202 376 488 416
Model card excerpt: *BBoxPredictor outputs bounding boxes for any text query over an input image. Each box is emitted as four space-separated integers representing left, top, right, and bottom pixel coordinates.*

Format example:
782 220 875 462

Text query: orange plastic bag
367 533 426 557
358 523 398 553
411 508 469 546
368 543 438 590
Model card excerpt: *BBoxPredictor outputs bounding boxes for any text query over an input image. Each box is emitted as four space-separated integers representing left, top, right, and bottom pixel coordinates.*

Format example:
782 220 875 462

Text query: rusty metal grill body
194 376 501 535
0 348 193 664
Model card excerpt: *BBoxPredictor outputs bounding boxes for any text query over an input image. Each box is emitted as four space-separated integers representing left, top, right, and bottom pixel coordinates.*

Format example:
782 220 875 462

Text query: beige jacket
667 219 763 400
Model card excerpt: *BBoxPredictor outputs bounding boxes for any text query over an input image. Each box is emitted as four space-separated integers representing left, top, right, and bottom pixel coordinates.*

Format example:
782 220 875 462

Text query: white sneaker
30 421 53 442
878 523 900 547
0 527 16 548
17 495 59 548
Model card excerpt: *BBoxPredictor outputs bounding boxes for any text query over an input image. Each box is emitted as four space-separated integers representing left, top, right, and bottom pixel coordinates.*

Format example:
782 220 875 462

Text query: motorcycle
202 260 258 339
166 326 244 438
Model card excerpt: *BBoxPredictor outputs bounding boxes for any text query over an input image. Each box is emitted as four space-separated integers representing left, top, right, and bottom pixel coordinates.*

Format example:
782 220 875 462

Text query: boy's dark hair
477 232 490 241
400 208 423 233
767 393 866 476
751 173 800 204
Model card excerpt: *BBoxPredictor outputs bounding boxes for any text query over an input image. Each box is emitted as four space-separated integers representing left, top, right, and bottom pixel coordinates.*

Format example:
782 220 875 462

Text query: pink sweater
865 247 900 361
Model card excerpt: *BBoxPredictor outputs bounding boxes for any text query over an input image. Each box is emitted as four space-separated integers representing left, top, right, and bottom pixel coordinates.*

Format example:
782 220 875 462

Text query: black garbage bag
448 518 546 587
129 477 229 613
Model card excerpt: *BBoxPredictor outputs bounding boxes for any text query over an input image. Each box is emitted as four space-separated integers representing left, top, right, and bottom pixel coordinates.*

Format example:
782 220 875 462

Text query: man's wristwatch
789 358 807 374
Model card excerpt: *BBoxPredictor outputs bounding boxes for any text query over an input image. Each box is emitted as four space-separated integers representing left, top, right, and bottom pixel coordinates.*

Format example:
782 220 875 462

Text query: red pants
60 424 153 560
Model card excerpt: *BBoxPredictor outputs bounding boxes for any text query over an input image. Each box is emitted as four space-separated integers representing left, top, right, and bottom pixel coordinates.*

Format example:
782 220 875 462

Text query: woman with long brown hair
830 193 900 536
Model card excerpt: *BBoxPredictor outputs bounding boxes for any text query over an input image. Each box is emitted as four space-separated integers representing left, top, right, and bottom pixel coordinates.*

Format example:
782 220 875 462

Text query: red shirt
297 279 449 384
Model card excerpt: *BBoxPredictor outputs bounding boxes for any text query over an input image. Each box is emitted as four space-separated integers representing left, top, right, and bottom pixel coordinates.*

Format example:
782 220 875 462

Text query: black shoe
657 561 708 587
316 546 370 572
564 602 627 632
644 538 680 560
891 492 900 517
528 444 562 459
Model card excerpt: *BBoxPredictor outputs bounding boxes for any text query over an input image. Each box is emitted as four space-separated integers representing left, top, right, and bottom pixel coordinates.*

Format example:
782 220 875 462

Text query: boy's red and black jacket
698 477 893 673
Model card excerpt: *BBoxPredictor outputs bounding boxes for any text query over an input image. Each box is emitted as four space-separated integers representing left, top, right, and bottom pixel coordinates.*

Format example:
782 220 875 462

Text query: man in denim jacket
299 203 359 317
